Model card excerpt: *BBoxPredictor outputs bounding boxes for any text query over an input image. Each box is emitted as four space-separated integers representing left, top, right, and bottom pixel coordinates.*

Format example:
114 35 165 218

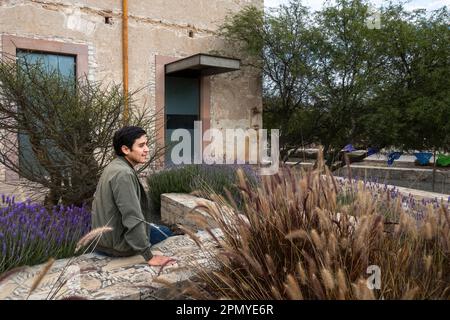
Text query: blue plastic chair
367 147 378 156
414 152 432 165
343 144 356 152
387 152 402 166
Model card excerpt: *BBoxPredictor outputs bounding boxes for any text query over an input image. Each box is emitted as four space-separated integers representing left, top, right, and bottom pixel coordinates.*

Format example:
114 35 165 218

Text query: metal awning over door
165 53 240 77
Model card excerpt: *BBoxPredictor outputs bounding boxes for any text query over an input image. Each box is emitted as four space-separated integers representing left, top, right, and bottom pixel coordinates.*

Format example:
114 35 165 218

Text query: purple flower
1 195 91 273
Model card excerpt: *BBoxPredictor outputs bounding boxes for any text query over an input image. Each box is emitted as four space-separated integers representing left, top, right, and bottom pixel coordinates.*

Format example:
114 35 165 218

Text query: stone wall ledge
161 193 218 231
0 229 223 300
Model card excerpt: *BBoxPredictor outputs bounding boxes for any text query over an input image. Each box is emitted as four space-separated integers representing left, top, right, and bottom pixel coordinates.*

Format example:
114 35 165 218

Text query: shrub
0 195 91 273
0 57 161 206
146 164 258 214
185 162 450 299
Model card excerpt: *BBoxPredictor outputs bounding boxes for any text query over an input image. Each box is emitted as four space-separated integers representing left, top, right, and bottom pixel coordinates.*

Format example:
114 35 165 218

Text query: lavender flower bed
0 195 91 273
337 177 450 220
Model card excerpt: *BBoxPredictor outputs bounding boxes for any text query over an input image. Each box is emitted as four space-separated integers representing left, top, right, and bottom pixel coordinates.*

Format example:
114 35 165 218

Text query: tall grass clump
147 164 258 213
185 157 450 299
0 195 91 274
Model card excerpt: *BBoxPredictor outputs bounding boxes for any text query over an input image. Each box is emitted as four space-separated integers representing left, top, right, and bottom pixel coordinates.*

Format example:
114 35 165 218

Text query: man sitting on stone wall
92 126 175 267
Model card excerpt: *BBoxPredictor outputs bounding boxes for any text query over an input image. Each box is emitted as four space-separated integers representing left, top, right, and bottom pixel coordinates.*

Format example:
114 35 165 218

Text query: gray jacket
91 156 153 261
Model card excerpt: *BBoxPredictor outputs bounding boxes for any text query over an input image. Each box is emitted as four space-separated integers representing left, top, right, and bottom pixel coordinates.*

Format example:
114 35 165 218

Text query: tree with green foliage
312 0 385 163
220 0 450 166
364 5 450 153
365 4 450 191
221 2 320 160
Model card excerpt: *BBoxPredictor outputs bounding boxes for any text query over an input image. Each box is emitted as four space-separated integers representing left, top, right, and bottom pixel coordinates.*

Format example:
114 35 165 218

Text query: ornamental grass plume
27 258 55 299
183 155 450 300
75 226 113 253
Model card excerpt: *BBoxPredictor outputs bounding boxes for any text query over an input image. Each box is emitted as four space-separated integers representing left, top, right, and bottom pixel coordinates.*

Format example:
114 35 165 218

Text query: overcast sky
264 0 450 12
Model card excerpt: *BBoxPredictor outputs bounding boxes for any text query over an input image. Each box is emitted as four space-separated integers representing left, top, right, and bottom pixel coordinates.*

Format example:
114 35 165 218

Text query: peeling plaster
65 9 96 35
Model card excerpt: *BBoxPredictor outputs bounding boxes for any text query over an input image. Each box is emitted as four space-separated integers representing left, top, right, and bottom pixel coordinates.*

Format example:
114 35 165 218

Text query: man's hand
148 255 176 267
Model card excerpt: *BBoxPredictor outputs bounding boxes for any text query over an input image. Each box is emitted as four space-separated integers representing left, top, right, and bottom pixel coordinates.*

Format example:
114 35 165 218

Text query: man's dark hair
113 126 147 156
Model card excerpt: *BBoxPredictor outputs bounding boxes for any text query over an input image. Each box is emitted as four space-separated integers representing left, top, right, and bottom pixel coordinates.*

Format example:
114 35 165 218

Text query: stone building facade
0 0 263 193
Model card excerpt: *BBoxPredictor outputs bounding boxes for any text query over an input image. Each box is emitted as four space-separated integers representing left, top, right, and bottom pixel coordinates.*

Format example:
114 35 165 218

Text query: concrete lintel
165 53 240 77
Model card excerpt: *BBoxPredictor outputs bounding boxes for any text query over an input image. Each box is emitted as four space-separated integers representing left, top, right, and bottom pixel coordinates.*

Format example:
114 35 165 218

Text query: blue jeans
94 224 173 257
149 224 173 245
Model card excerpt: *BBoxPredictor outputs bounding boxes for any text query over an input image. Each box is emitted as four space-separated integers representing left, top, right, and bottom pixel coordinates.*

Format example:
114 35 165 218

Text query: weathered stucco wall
0 0 263 188
0 0 263 111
